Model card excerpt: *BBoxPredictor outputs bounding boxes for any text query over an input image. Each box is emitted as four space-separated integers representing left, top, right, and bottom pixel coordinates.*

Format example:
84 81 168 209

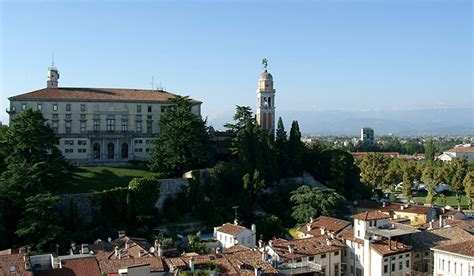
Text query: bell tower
256 58 275 134
47 56 60 88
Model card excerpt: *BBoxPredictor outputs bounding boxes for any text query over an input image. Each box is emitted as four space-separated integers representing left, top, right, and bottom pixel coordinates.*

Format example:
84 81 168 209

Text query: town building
360 127 375 146
432 238 474 276
256 58 276 135
438 145 474 162
214 221 256 249
410 226 473 275
7 66 202 164
339 211 415 276
264 235 344 275
296 216 352 239
379 203 437 226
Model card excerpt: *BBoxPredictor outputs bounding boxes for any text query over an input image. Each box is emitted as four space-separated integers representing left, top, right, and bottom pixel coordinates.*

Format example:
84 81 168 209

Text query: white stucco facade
433 248 474 276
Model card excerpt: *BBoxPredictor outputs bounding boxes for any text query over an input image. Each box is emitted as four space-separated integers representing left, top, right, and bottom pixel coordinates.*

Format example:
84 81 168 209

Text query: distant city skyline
1 0 472 130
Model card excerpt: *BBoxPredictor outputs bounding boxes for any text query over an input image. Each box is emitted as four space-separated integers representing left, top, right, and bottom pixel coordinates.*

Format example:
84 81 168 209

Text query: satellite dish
149 247 155 253
107 237 112 243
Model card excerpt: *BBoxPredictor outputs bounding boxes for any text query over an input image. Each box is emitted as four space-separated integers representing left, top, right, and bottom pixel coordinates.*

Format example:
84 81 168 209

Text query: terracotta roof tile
380 203 432 215
370 239 412 257
35 257 100 276
352 211 391 221
446 147 474 153
337 229 364 244
216 224 248 236
270 235 344 261
0 252 32 276
433 238 474 257
297 216 351 236
410 226 473 251
9 87 201 103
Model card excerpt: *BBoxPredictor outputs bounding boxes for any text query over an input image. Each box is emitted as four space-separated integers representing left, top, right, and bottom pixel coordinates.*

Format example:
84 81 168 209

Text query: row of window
439 258 463 274
64 148 87 154
17 103 170 113
64 140 87 145
383 260 410 273
134 139 152 144
51 120 153 134
134 148 151 153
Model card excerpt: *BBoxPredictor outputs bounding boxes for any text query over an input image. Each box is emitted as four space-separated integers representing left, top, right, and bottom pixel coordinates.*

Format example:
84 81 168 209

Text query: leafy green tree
424 139 436 163
464 171 474 209
358 153 392 190
384 158 403 189
223 106 253 132
421 163 443 204
447 159 468 210
290 186 346 223
149 96 212 176
15 193 64 251
401 160 418 200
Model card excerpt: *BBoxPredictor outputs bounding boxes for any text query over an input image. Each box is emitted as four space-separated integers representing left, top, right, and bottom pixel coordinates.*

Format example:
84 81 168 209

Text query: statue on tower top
262 58 268 71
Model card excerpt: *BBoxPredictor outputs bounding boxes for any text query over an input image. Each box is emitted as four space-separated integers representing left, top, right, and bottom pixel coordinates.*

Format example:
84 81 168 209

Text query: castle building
6 66 202 163
256 58 276 135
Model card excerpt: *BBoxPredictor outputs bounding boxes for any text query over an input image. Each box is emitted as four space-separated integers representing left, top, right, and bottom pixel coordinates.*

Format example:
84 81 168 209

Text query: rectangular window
80 104 86 112
399 262 402 270
134 148 143 152
145 148 150 153
93 120 100 132
137 105 141 113
37 103 42 111
136 115 142 120
122 120 128 131
334 251 339 256
52 121 59 133
147 115 152 120
350 266 354 273
78 140 87 145
65 121 71 134
309 256 314 262
66 114 72 119
106 118 115 132
64 140 74 145
147 121 152 134
136 121 142 133
321 254 326 259
64 149 74 153
78 148 87 153
384 265 388 273
334 264 338 276
80 114 86 119
392 263 395 271
21 103 27 111
147 105 152 112
161 106 166 113
66 104 71 111
53 104 58 111
80 121 86 133
406 260 410 268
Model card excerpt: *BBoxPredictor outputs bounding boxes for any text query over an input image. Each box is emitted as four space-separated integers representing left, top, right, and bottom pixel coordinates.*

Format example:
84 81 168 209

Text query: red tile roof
337 229 364 244
9 87 201 103
370 239 412 257
352 211 391 221
297 216 351 236
0 252 32 276
216 224 248 236
433 238 474 257
35 257 100 276
269 236 344 261
380 203 433 215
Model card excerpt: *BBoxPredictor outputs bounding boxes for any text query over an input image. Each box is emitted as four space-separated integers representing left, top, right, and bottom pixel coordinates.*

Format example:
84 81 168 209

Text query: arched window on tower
268 97 272 107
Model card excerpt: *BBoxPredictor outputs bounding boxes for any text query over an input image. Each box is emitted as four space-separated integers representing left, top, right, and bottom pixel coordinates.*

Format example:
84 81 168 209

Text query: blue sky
1 0 472 127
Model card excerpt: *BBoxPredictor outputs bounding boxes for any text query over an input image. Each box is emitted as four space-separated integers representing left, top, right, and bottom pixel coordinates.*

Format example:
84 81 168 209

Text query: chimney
118 230 126 239
26 246 31 253
288 245 294 254
439 215 443 228
320 228 325 235
382 201 387 208
216 247 222 254
118 252 121 259
251 224 256 233
400 205 404 210
234 219 239 225
258 240 263 249
404 204 409 208
330 233 335 239
19 247 25 254
268 240 273 247
429 221 433 230
189 257 195 271
310 217 314 224
326 239 332 246
125 242 129 249
254 267 262 276
114 246 119 257
81 244 89 254
261 249 266 262
306 224 311 232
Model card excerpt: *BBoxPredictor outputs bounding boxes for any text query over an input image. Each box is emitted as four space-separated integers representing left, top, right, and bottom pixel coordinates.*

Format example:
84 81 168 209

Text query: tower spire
51 51 55 67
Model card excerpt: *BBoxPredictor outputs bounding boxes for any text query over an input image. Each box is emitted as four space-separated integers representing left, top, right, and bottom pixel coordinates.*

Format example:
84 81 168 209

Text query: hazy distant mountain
208 108 474 136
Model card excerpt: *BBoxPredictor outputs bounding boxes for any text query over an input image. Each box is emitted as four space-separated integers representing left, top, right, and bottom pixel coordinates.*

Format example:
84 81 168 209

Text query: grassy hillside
59 167 155 194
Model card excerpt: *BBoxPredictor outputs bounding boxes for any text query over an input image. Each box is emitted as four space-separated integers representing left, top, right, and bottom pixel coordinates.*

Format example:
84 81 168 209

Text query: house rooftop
370 239 412 257
352 211 391 221
380 203 433 215
410 226 473 252
446 147 474 153
433 238 474 257
297 216 351 236
215 223 248 236
269 236 344 261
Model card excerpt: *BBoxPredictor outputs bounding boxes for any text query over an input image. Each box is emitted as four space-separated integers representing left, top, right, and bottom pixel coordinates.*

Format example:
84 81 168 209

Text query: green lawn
59 167 155 194
412 191 469 209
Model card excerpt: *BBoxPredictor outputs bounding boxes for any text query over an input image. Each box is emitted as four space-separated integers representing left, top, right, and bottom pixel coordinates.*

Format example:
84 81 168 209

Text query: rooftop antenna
151 76 154 90
232 206 239 225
